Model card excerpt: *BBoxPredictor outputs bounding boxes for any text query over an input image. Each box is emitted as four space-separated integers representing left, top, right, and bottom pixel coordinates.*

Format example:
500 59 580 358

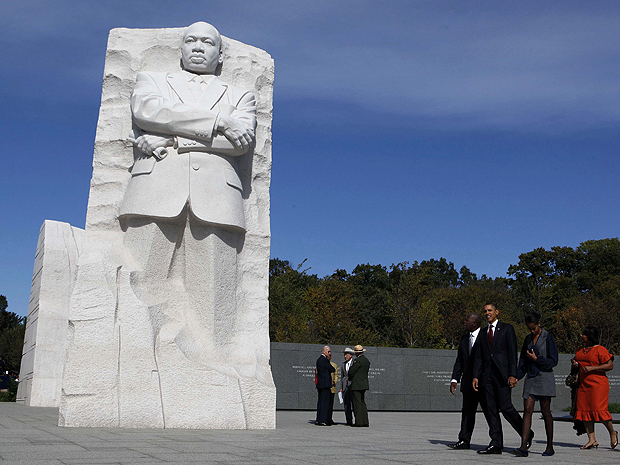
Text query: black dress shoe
447 440 470 450
526 430 534 449
512 448 529 457
315 422 328 426
477 445 502 454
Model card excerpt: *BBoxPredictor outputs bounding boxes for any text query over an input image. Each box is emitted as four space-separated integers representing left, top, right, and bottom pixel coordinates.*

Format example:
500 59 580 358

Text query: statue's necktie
190 76 205 102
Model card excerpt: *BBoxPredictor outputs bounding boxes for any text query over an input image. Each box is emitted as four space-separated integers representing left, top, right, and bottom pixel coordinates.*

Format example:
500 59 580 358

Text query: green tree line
2 238 619 380
0 295 25 375
0 295 25 401
269 238 620 354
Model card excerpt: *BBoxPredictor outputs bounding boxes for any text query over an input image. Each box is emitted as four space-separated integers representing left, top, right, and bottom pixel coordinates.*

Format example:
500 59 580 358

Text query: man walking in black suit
447 312 482 450
473 304 532 454
348 345 370 427
315 346 335 426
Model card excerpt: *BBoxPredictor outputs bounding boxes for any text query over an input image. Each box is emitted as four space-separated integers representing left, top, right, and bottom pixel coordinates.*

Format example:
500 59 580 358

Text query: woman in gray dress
514 312 559 457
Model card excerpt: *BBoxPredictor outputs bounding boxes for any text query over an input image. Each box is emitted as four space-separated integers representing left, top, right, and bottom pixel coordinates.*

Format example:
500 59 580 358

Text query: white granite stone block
17 220 84 407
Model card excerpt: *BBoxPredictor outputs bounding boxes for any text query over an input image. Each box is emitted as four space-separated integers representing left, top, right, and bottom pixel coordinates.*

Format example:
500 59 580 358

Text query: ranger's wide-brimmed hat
353 345 366 353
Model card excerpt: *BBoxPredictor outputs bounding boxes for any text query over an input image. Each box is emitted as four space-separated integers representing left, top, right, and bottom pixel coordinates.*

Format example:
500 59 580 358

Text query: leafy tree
0 295 23 332
0 295 25 374
305 277 359 345
573 276 620 354
555 306 585 353
458 266 478 287
508 246 580 323
418 258 460 288
508 239 620 348
389 269 444 348
268 238 620 352
348 264 393 344
575 239 620 292
269 259 318 343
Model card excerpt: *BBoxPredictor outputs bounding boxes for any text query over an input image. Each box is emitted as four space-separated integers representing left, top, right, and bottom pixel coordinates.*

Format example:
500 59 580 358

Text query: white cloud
273 4 620 132
3 0 620 132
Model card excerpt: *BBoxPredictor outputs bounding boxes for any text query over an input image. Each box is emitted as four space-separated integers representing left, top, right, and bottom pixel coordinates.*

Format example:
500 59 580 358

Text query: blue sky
2 1 620 317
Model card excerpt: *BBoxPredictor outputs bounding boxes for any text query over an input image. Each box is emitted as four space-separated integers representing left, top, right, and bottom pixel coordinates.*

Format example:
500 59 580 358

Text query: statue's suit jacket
120 70 257 231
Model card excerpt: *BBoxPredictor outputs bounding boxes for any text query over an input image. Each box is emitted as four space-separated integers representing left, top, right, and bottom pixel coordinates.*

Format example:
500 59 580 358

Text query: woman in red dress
571 326 618 449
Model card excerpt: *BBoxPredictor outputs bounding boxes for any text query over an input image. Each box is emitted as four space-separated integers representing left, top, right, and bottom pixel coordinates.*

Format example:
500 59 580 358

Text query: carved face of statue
181 22 222 74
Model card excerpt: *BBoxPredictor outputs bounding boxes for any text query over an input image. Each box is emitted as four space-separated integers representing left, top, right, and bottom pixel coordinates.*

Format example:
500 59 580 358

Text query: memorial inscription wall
271 342 620 411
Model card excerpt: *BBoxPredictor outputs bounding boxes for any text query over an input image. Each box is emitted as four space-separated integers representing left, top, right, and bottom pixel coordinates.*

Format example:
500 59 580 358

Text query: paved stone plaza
1 403 619 464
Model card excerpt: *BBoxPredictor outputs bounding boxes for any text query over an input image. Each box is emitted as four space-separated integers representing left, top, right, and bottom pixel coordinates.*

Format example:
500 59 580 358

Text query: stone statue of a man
120 21 256 228
119 21 256 377
58 22 275 429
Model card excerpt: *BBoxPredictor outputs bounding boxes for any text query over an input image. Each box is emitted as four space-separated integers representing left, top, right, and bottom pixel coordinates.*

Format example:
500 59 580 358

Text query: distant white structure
16 221 83 407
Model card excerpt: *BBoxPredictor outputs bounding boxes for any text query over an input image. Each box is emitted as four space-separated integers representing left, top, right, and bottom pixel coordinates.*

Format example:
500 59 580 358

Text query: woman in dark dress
514 312 558 457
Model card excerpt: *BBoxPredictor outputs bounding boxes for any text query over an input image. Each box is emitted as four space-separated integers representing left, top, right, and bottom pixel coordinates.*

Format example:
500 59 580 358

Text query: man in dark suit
473 304 532 454
348 345 370 427
315 346 335 426
447 312 482 450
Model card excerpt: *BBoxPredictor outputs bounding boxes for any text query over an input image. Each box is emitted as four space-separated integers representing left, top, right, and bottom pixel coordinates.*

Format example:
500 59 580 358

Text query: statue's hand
135 134 174 156
217 115 255 152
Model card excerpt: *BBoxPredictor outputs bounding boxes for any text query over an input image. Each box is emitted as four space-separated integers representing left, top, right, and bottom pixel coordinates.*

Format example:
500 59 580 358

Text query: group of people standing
449 303 617 456
315 345 370 427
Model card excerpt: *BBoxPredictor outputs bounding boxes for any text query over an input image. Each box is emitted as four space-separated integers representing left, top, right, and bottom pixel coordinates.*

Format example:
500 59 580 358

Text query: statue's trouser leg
121 213 245 427
119 216 184 427
123 212 241 360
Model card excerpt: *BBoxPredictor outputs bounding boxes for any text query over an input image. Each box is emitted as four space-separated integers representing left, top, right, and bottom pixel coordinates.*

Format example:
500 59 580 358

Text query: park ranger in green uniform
348 345 370 427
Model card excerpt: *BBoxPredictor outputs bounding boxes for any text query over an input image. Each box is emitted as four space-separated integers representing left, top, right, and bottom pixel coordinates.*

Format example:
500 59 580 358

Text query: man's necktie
469 333 474 354
488 325 494 348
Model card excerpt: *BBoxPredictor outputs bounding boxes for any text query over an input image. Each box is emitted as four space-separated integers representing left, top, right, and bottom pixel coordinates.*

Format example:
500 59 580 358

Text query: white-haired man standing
315 346 335 426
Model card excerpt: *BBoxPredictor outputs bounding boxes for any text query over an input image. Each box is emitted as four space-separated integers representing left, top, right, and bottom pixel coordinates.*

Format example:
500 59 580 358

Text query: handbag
565 372 579 388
